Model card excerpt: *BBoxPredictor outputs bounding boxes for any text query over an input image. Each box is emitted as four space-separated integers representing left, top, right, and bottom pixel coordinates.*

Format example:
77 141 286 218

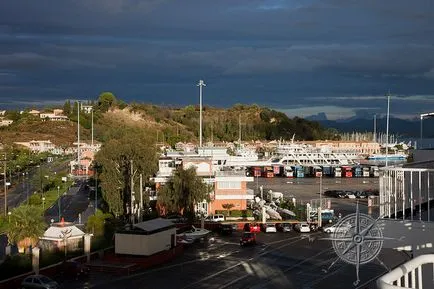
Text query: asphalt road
44 179 95 224
60 230 409 289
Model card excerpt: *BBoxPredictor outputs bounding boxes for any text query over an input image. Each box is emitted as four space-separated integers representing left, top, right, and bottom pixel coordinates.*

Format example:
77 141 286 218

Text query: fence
379 167 434 221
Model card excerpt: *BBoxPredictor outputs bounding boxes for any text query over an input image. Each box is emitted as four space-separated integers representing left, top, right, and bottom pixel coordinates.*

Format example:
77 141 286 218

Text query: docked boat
181 226 211 240
367 153 407 160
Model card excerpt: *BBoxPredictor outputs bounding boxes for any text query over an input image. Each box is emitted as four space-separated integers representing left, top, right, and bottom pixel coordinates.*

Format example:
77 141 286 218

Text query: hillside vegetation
1 92 339 148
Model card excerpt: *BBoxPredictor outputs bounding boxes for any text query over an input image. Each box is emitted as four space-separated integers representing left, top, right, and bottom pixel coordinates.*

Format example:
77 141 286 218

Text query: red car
240 232 256 246
244 223 261 233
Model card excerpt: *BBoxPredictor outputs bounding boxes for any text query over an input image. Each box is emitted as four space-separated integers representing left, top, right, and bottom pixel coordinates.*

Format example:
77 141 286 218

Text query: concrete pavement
60 230 409 289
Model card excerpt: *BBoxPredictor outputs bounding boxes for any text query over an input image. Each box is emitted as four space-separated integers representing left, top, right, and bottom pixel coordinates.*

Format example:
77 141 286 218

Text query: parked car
59 260 90 279
295 223 311 233
265 223 277 233
240 232 256 246
322 222 351 234
21 274 59 289
206 214 225 222
244 223 261 233
280 223 292 232
217 224 233 235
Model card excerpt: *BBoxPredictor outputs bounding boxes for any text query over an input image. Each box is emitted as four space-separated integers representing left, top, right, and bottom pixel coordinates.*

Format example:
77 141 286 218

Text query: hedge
215 209 253 218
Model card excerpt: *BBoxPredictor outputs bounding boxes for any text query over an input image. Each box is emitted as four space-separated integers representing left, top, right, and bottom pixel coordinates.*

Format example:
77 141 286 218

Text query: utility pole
3 152 7 216
130 160 134 224
238 114 242 145
94 163 98 214
139 174 143 222
318 174 323 228
91 107 94 147
373 114 377 142
385 91 391 167
197 79 206 147
77 101 81 175
57 186 61 222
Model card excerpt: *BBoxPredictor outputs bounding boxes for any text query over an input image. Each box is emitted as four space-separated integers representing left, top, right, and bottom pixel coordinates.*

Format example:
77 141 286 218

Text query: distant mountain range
306 114 434 138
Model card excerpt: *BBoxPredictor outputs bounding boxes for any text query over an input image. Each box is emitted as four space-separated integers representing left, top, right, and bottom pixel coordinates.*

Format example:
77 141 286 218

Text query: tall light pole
77 101 81 175
385 91 391 167
373 114 377 142
197 80 206 147
57 186 61 221
318 174 323 228
91 107 94 147
2 152 7 216
420 112 434 149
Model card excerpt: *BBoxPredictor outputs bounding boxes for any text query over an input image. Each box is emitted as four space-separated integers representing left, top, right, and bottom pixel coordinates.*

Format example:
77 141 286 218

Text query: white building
115 218 176 256
0 119 13 126
15 140 56 153
81 105 93 114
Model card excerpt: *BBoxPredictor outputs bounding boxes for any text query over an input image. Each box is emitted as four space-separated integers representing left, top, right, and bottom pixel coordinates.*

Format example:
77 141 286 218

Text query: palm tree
6 205 46 252
222 203 235 216
86 209 113 237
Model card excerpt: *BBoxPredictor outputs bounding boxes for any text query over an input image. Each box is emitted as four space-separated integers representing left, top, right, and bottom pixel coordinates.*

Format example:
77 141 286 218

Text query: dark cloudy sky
1 0 434 119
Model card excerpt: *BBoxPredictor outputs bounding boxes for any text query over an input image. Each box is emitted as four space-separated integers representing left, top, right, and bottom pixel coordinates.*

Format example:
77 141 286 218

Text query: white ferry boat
367 153 407 161
271 142 360 166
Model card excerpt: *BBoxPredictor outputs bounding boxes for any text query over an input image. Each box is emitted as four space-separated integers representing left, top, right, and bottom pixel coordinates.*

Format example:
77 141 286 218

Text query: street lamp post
318 174 323 228
385 91 391 167
42 197 46 211
8 211 11 223
197 79 206 147
2 152 7 216
57 186 61 221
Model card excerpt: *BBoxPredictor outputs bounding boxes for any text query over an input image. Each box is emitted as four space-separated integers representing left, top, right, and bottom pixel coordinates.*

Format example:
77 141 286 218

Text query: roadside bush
0 254 32 280
215 209 253 218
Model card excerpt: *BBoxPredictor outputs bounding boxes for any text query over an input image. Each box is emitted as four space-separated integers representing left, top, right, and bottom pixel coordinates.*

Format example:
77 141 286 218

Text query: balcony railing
377 254 434 289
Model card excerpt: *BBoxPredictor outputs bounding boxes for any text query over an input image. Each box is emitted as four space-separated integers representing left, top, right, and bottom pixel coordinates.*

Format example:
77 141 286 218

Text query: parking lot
71 228 409 289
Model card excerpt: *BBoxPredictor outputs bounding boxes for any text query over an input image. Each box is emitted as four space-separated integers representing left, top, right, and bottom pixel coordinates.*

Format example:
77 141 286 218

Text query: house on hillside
81 105 93 114
14 140 56 153
0 119 13 126
28 109 40 116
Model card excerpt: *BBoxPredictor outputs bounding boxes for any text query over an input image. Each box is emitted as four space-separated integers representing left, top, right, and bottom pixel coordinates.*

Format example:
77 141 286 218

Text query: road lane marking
220 247 334 289
183 236 313 289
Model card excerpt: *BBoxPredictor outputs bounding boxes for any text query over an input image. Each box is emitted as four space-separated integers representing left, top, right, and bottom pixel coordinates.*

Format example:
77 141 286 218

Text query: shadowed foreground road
62 231 409 289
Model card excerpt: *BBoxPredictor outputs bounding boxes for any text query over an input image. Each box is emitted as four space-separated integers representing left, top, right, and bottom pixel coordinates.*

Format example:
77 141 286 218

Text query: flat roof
121 218 176 235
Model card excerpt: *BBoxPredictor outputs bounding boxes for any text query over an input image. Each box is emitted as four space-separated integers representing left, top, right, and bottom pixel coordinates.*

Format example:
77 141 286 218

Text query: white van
206 214 225 222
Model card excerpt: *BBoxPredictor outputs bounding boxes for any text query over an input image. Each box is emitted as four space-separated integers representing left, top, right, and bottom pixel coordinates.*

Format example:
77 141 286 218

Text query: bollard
32 247 40 275
84 234 91 263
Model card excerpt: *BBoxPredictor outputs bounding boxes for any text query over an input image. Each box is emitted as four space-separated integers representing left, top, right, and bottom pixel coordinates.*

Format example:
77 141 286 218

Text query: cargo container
370 166 379 177
273 165 281 176
295 165 305 178
362 167 370 177
353 166 362 178
322 166 332 177
262 166 274 178
284 165 294 178
252 167 262 177
313 166 323 177
334 167 342 178
341 166 353 178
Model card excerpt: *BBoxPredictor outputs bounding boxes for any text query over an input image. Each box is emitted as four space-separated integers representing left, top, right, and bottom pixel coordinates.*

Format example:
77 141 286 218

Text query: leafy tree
97 92 117 112
157 167 211 219
222 203 235 216
6 205 46 251
96 128 158 217
63 100 71 116
86 209 113 237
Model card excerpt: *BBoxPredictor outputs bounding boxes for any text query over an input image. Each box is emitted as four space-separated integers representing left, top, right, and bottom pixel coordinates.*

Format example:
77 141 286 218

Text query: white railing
377 254 434 289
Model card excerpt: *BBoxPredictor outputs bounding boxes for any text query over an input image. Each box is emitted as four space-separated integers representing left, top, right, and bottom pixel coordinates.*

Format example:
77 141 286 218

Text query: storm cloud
1 0 433 118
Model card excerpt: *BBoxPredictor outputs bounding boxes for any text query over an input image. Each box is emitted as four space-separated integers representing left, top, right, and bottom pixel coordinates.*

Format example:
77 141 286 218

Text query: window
218 181 241 189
